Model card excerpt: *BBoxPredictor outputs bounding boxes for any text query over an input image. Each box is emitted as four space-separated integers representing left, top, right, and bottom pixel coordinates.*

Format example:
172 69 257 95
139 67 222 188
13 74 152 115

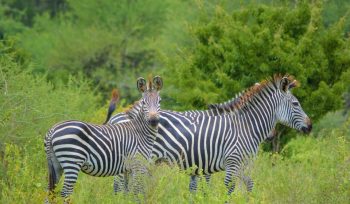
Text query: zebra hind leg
241 175 254 192
60 165 81 201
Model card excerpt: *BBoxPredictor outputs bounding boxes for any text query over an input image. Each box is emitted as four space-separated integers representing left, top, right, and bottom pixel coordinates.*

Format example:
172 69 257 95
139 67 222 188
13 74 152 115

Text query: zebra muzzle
302 117 312 134
148 115 159 127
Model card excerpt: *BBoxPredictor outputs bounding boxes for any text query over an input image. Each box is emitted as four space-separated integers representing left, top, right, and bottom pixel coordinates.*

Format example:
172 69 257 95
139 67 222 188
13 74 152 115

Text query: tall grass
1 116 349 203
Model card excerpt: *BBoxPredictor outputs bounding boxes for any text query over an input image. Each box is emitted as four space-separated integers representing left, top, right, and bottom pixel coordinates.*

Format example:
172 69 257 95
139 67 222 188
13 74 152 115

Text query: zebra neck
132 117 157 159
239 94 279 145
137 130 157 159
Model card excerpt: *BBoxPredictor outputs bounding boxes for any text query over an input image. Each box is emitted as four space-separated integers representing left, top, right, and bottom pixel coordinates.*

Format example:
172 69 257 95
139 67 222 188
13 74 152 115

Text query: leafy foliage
0 40 100 199
165 2 350 120
16 0 169 101
0 40 99 149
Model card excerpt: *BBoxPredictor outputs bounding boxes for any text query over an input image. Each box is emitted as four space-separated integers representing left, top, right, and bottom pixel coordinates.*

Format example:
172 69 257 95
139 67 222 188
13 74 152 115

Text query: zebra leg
189 175 198 192
224 169 238 195
204 174 211 186
224 158 240 195
130 169 145 202
189 175 211 193
123 171 129 193
114 174 125 194
241 175 254 192
60 165 81 200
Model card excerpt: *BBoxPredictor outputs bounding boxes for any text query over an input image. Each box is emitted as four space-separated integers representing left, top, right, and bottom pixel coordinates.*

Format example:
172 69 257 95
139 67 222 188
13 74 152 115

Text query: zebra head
275 77 312 134
137 76 163 128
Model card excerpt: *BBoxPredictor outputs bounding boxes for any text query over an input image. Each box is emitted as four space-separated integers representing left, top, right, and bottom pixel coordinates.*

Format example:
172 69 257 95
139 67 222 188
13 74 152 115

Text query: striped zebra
109 76 293 194
190 75 311 194
186 75 311 194
44 76 163 201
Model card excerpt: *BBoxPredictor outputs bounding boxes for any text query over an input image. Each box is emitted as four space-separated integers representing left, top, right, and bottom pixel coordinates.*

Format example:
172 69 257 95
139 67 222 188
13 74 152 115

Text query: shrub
0 40 100 202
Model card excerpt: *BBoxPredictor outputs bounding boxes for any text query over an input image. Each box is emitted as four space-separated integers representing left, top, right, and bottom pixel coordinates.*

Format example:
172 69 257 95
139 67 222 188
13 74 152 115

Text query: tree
15 0 169 101
163 1 350 150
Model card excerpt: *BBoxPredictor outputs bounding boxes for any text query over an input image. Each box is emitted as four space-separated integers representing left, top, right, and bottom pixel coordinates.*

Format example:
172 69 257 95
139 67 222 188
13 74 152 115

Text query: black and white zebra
44 76 163 201
192 75 311 195
109 76 300 194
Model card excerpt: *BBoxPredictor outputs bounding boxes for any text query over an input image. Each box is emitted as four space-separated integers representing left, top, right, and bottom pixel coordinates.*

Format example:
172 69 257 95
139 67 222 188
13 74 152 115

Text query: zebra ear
153 76 163 91
280 77 289 92
288 80 298 90
137 77 147 93
111 89 120 103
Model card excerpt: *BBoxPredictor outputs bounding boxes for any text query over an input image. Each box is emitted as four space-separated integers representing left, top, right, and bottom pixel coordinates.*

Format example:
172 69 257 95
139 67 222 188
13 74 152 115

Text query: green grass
1 118 349 204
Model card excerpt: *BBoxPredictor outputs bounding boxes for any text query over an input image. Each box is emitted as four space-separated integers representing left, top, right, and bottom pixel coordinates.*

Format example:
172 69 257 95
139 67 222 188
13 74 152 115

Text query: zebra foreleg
189 174 212 193
113 174 125 194
224 162 240 196
114 172 130 194
130 169 146 203
204 174 211 186
123 171 130 193
189 175 198 192
224 171 237 195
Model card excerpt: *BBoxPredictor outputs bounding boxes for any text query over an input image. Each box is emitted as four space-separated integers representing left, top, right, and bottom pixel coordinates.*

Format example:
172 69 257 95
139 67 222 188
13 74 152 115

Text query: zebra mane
208 74 297 112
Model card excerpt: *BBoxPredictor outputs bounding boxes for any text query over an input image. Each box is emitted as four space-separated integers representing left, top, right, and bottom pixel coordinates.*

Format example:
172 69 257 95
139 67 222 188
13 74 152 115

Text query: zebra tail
48 157 56 192
103 89 120 124
45 129 60 193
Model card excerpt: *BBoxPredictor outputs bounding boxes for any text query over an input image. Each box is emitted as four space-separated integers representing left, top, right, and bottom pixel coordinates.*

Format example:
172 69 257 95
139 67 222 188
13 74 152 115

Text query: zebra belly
191 155 225 175
80 153 128 177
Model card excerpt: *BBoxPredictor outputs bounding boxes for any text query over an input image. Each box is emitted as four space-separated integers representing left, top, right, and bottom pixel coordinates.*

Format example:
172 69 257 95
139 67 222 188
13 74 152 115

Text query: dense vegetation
0 0 349 203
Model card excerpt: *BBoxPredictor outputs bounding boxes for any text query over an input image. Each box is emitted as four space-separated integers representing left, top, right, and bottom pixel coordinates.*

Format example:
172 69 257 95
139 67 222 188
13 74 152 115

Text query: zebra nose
149 112 159 127
302 117 312 134
149 117 159 127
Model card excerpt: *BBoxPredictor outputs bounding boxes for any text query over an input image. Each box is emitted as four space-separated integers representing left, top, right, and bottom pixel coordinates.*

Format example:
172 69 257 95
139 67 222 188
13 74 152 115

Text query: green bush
0 40 101 202
163 1 350 119
0 40 99 150
16 0 169 101
251 124 350 203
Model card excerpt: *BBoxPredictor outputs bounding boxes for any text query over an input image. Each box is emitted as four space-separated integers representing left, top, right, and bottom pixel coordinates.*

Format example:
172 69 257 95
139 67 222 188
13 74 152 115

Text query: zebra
44 76 163 202
186 75 311 195
108 76 290 194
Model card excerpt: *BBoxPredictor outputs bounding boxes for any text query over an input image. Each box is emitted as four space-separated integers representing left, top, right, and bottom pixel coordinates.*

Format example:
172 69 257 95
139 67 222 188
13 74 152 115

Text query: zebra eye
292 101 299 106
